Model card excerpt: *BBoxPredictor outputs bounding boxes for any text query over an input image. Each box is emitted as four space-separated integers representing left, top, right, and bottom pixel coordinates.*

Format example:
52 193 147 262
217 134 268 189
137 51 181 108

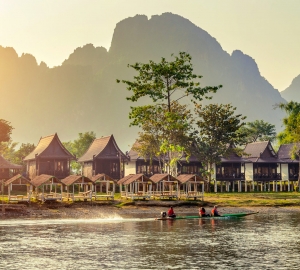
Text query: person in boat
211 205 221 217
168 206 176 218
199 207 210 217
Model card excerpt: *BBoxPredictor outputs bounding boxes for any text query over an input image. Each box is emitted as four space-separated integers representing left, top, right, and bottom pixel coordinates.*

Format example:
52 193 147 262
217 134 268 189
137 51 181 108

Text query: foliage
238 120 276 144
0 140 18 161
0 141 35 173
0 119 13 143
277 101 300 188
118 52 221 176
132 102 193 175
193 103 247 188
63 131 96 173
118 52 221 122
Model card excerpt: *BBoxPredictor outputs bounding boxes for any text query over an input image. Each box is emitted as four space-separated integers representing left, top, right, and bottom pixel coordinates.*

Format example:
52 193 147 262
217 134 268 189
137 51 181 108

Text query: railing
253 173 281 180
289 174 299 181
216 173 245 180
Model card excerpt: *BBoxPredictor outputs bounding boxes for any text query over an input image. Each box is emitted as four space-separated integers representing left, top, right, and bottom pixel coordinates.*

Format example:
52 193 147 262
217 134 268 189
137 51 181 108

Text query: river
0 212 299 269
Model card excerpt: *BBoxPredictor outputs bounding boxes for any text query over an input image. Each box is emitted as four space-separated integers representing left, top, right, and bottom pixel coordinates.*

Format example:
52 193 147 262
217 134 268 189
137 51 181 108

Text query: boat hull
155 212 257 220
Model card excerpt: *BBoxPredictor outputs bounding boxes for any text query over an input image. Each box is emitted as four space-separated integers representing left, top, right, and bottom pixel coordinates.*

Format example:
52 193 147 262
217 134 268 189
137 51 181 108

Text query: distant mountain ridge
281 74 300 101
0 13 291 150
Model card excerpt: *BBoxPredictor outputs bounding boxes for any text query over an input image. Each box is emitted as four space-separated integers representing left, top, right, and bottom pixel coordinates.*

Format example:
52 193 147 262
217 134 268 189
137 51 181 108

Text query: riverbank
2 193 300 219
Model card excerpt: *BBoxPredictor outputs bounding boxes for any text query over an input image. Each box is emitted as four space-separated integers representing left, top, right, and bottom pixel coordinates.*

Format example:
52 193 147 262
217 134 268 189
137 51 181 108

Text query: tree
0 140 18 161
117 52 221 175
133 101 194 175
63 131 96 173
238 120 276 144
0 119 13 143
277 101 300 189
193 103 246 191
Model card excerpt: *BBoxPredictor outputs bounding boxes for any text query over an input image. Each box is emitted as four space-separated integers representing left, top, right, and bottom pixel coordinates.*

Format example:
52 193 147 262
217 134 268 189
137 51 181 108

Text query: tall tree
118 52 221 175
277 101 300 189
238 120 276 144
0 119 13 143
63 131 96 173
133 101 194 175
193 103 246 191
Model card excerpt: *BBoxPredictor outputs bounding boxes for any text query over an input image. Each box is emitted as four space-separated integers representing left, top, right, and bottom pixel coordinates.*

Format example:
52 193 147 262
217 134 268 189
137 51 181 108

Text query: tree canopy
0 119 13 143
63 131 96 173
118 52 222 124
238 120 277 144
118 52 222 176
277 101 300 189
193 103 246 189
133 101 194 175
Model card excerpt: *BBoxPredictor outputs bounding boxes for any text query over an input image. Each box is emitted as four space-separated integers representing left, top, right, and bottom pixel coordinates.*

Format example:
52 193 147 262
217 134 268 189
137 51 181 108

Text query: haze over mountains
0 13 298 151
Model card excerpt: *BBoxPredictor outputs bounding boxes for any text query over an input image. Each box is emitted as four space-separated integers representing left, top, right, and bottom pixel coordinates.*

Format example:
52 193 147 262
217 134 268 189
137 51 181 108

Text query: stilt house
78 135 128 180
24 133 75 180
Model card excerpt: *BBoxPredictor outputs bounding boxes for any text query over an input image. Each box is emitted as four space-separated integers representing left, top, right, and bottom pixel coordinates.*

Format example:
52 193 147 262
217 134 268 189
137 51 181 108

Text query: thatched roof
24 133 75 161
176 174 205 183
78 135 127 162
150 174 178 183
243 141 280 163
118 174 153 185
61 175 93 186
5 174 31 186
0 155 22 169
91 173 114 182
31 174 61 187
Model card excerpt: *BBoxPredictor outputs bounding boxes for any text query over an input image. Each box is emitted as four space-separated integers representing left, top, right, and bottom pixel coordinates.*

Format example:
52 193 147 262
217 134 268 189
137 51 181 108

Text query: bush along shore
1 192 300 219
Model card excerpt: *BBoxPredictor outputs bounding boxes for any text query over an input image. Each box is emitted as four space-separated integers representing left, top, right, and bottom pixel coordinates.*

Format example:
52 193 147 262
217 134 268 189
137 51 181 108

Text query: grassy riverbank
2 192 300 209
203 192 300 207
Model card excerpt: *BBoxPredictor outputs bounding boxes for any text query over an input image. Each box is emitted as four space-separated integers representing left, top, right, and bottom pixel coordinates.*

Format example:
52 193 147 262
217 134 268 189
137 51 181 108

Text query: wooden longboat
155 212 258 220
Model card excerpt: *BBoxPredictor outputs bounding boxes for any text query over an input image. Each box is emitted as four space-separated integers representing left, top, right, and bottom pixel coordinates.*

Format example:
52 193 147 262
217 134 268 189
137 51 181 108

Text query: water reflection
1 213 300 269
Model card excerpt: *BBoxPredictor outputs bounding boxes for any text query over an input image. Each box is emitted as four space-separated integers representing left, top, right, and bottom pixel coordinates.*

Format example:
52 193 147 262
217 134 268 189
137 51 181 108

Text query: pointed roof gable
24 133 75 161
243 141 279 163
78 135 127 162
91 173 114 182
5 174 31 186
277 143 299 163
30 174 61 187
176 174 206 183
61 175 93 186
150 174 178 183
117 174 152 185
0 155 22 169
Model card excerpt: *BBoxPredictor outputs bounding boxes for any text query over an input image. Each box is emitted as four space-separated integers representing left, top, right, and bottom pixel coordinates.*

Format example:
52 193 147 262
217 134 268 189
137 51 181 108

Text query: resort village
0 132 299 204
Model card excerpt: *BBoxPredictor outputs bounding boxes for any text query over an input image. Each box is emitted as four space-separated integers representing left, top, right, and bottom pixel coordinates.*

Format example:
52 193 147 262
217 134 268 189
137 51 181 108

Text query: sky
0 0 300 91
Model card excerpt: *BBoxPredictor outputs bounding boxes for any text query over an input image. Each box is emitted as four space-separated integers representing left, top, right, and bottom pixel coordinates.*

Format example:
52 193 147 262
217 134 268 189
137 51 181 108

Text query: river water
0 212 300 270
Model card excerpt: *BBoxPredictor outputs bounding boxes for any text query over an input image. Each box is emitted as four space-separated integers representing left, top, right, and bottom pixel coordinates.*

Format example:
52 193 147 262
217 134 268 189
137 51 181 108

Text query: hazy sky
0 0 299 91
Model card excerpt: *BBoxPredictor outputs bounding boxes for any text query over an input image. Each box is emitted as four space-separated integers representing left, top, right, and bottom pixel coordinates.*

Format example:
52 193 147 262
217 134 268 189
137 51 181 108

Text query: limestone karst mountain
0 13 287 150
281 74 300 102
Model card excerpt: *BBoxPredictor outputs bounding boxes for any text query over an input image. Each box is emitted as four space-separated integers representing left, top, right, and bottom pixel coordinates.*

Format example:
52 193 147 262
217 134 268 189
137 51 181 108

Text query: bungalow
0 155 22 180
78 135 128 180
243 141 282 192
24 133 75 180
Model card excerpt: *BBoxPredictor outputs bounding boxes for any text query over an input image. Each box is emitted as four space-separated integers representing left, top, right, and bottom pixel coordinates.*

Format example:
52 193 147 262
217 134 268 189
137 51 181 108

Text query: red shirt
168 208 175 216
199 209 205 215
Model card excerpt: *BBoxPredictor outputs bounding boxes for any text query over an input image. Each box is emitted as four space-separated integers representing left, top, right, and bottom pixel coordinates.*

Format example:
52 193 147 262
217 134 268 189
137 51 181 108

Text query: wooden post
1 180 5 215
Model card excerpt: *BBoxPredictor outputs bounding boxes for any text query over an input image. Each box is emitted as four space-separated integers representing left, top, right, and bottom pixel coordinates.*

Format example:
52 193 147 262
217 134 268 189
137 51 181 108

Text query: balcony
216 173 245 180
253 173 281 181
288 174 299 181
